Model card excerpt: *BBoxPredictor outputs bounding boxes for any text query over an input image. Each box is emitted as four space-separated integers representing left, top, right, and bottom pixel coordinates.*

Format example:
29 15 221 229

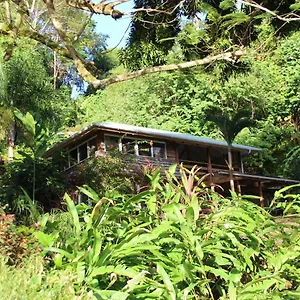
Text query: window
210 148 227 168
69 148 77 166
122 138 137 155
138 141 151 156
79 144 88 161
68 137 97 168
104 135 166 159
105 135 120 152
152 142 166 159
178 144 208 164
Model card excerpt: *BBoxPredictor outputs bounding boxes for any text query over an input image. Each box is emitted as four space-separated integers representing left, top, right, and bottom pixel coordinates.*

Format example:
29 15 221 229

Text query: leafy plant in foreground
35 166 300 299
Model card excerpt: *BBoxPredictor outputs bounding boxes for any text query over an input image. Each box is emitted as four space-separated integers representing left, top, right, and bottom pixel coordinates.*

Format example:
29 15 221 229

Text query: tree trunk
7 121 16 162
228 146 235 192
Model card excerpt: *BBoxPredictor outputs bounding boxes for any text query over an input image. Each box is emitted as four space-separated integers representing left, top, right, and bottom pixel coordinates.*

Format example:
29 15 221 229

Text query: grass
0 254 89 299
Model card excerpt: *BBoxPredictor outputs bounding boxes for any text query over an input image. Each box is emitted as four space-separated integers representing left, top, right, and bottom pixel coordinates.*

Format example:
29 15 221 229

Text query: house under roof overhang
44 122 261 158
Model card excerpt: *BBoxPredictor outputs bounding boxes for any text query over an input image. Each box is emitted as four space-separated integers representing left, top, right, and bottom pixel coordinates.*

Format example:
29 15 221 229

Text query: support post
207 148 214 191
258 181 265 207
237 181 242 196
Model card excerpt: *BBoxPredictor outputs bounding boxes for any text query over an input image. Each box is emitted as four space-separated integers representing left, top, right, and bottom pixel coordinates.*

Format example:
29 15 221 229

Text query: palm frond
206 108 256 145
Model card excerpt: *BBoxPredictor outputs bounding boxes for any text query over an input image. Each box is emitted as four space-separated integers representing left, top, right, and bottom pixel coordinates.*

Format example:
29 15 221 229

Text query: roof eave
43 122 261 157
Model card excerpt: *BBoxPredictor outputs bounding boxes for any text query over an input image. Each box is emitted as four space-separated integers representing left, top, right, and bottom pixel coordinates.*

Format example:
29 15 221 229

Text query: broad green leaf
78 185 100 203
228 268 242 283
204 266 229 281
77 261 86 283
90 266 114 277
124 190 155 208
34 231 56 247
186 206 194 225
241 278 278 294
228 281 237 300
157 263 176 300
183 261 194 281
44 247 74 259
190 196 200 222
64 193 80 236
52 253 63 268
90 265 138 278
92 230 102 264
147 194 157 214
123 270 148 291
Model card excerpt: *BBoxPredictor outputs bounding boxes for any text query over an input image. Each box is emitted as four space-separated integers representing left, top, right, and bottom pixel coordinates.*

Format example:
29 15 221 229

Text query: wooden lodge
44 122 299 206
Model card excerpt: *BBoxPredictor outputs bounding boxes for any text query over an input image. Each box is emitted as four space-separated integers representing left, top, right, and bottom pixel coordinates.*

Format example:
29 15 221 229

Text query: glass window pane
152 142 165 158
70 149 77 165
88 138 97 156
210 148 227 167
79 144 88 161
138 141 151 156
122 138 136 154
105 135 119 152
178 145 207 163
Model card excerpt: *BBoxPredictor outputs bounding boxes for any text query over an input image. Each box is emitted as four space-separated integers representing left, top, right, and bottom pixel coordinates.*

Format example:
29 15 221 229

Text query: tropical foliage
0 1 299 298
1 167 299 298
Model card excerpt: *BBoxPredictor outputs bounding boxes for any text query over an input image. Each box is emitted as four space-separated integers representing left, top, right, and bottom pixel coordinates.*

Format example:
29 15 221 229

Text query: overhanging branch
66 0 127 19
240 0 300 22
91 50 247 89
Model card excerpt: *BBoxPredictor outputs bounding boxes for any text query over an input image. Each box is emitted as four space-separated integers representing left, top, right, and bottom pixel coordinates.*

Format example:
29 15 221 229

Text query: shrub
68 154 137 197
0 155 69 212
34 166 300 299
0 211 38 265
0 254 88 299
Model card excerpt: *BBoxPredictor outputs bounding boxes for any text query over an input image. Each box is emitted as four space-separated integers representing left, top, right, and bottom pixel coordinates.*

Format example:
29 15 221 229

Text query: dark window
70 149 77 166
138 141 151 156
122 138 136 154
105 135 119 151
152 142 165 159
79 144 88 162
105 136 166 159
88 138 97 155
178 145 208 164
210 148 227 168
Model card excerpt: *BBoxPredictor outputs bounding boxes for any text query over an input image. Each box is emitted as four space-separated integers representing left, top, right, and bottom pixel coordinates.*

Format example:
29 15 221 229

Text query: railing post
207 148 214 191
258 181 265 207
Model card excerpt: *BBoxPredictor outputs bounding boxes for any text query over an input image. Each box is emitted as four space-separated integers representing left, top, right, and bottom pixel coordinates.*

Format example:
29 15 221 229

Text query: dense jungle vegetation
0 0 300 298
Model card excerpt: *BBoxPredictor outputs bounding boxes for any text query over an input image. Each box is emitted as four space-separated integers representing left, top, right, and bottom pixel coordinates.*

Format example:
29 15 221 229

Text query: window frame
67 135 97 168
104 134 122 152
104 134 167 159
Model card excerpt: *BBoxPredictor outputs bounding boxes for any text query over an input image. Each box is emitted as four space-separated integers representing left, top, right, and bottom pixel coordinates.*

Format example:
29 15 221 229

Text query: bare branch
43 0 99 83
123 0 185 16
91 50 247 89
73 12 93 43
66 0 126 19
240 0 300 22
0 22 71 58
4 1 12 24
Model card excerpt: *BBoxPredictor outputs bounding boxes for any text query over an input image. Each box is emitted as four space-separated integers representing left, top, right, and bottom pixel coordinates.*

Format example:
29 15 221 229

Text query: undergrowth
1 166 300 299
0 254 88 299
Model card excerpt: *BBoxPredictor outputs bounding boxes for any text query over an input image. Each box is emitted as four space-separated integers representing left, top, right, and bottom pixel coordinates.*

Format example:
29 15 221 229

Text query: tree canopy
0 0 299 89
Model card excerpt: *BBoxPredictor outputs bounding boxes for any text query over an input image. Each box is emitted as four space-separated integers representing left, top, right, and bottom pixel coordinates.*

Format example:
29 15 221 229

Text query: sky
93 1 134 49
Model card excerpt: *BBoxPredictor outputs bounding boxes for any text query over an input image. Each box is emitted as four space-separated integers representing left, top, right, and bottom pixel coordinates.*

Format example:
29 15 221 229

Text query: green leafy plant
206 109 256 192
0 210 38 265
33 166 300 298
68 153 136 197
14 110 49 202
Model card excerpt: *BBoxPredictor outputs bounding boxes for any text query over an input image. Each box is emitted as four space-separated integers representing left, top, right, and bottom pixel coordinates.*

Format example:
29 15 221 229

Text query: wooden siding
126 156 181 178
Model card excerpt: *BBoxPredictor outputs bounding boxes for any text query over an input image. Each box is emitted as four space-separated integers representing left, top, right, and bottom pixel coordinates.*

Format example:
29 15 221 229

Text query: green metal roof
44 122 261 157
